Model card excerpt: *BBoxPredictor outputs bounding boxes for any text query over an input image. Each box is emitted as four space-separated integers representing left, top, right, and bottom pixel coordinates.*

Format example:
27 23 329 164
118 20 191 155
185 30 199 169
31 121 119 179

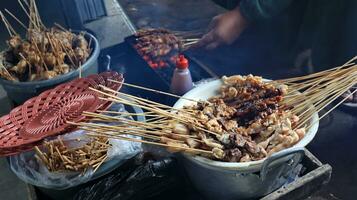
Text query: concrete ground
0 86 27 200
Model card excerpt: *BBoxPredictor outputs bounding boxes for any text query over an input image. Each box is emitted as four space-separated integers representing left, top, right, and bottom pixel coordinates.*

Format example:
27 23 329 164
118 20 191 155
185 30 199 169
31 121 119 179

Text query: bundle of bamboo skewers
69 56 356 162
34 136 109 173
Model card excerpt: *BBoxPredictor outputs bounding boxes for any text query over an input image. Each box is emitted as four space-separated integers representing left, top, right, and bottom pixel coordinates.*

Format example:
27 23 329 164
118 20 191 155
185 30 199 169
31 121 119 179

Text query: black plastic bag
74 153 191 200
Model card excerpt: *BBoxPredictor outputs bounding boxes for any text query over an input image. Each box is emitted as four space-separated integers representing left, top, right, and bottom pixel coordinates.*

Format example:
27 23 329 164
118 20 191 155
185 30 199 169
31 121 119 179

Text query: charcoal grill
99 35 216 104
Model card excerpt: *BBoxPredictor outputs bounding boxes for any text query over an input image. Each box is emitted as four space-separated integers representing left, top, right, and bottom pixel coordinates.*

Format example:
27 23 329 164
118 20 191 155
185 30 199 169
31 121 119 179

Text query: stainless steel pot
179 147 305 200
173 79 318 200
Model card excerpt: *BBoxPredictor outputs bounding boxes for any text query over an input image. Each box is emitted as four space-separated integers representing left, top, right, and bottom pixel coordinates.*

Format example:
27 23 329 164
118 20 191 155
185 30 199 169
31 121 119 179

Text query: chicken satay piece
72 34 88 50
9 59 27 74
212 147 225 160
186 138 200 148
160 136 182 144
172 122 190 135
223 148 242 162
295 128 305 140
244 141 260 154
196 131 208 140
54 64 70 74
166 133 191 141
205 119 223 133
7 35 22 49
202 138 223 149
218 133 230 145
166 141 189 153
240 153 251 162
44 52 57 67
42 71 58 80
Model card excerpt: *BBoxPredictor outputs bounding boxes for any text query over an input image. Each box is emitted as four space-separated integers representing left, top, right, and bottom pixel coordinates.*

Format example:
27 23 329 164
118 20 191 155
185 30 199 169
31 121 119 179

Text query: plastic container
0 31 100 105
22 103 144 200
170 55 193 96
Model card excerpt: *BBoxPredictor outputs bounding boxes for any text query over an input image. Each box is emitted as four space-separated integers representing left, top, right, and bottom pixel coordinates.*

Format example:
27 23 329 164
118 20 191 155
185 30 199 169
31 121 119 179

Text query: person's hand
194 6 248 50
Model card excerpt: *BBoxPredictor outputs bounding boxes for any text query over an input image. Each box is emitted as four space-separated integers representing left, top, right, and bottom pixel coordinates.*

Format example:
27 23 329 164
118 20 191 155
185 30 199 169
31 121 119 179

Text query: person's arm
195 0 294 49
194 5 247 49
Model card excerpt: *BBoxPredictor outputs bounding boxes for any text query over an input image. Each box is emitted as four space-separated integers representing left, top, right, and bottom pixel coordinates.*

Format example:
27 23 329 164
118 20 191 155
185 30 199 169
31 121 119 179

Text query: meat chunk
223 148 242 162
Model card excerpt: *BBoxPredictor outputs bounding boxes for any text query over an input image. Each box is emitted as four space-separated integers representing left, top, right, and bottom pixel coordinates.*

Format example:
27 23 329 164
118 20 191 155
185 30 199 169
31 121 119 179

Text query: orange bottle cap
176 55 189 69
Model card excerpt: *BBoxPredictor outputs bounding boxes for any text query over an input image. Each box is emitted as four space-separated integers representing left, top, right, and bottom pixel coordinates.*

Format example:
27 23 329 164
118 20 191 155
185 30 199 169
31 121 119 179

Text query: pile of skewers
0 0 91 82
34 136 109 172
70 56 356 163
133 28 200 68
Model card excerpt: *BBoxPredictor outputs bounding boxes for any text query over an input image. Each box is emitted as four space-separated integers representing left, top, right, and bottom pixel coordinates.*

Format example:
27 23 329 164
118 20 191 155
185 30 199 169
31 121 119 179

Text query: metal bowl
173 78 319 199
0 31 100 105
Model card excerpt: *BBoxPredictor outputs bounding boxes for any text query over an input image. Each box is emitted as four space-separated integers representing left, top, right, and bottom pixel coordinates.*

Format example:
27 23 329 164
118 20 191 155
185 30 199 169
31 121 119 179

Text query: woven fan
19 91 100 140
0 71 124 156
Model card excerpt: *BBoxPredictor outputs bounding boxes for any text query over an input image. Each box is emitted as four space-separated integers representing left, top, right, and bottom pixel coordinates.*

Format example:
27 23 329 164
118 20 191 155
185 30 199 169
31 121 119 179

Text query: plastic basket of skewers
8 103 142 190
0 71 123 157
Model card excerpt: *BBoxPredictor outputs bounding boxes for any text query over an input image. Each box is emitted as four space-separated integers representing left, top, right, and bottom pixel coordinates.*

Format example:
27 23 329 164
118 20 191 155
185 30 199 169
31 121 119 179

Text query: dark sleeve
239 0 294 22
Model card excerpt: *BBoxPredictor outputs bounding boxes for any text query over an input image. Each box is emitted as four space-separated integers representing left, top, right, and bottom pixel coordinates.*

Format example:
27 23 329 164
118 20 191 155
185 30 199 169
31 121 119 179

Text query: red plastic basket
19 91 100 140
0 71 123 156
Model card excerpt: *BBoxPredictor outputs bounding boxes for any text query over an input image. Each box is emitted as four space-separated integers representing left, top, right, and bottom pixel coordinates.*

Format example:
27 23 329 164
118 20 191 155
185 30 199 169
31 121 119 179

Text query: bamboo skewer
99 84 197 115
57 56 357 161
108 79 204 103
0 11 15 36
4 9 27 29
86 131 212 155
102 96 221 137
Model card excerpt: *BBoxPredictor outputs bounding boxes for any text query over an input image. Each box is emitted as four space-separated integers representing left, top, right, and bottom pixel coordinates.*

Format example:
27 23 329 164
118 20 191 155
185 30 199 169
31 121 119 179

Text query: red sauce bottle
170 55 193 95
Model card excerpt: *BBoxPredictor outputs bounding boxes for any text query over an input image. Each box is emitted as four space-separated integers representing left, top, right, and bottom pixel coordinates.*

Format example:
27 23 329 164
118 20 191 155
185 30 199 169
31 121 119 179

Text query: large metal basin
174 79 319 199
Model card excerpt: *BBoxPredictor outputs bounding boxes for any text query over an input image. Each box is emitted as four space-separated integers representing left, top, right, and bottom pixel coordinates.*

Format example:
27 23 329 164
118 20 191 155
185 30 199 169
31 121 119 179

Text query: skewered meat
133 28 183 68
186 138 200 148
0 28 91 81
202 138 223 149
9 59 27 74
212 148 225 160
170 75 306 162
166 141 189 153
7 35 21 49
172 123 189 135
223 148 242 162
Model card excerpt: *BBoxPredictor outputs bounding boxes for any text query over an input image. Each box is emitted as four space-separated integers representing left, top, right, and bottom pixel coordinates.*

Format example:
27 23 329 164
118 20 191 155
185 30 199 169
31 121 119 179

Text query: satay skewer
4 9 27 29
0 11 15 36
86 131 212 155
98 96 221 137
109 80 204 103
